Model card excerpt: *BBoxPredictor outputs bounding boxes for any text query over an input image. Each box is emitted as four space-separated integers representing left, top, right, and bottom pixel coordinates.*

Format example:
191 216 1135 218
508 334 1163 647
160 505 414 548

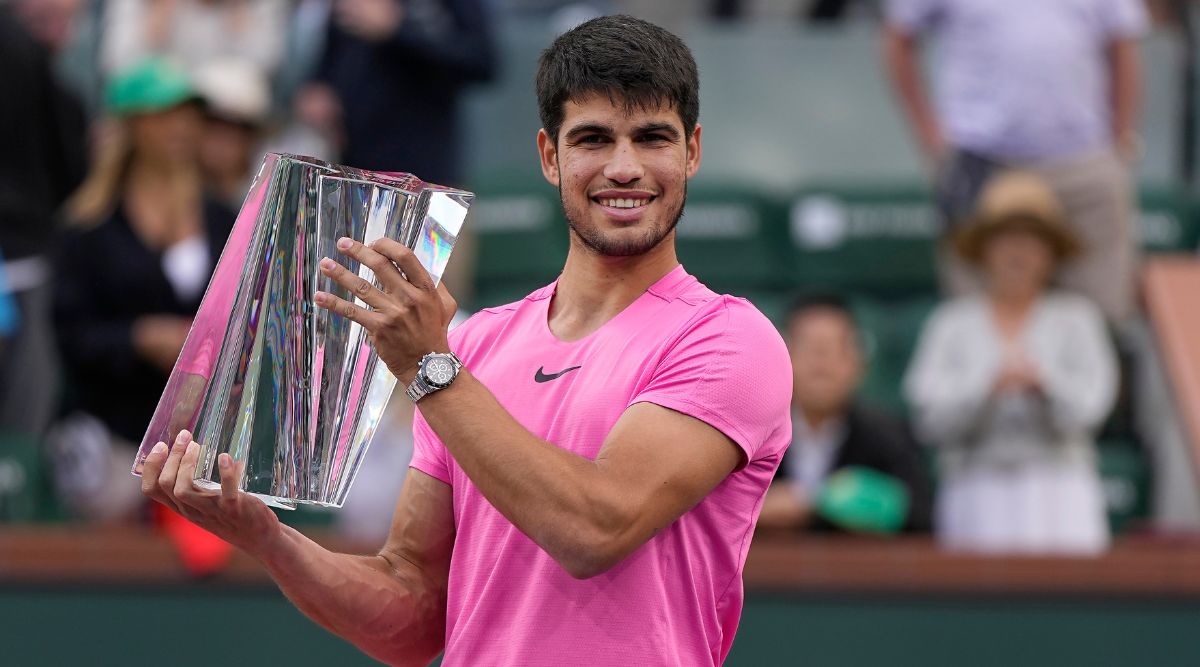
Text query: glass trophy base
192 479 341 511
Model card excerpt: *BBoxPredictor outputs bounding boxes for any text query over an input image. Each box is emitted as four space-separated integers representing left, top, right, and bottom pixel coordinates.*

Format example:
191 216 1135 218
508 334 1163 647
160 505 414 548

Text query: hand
334 0 404 42
756 482 814 530
133 315 192 374
921 126 949 175
313 237 457 383
140 430 282 558
1115 129 1143 163
994 356 1042 394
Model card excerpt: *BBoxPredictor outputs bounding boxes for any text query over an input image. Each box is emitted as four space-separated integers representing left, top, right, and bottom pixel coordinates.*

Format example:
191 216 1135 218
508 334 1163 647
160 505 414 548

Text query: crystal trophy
131 153 473 509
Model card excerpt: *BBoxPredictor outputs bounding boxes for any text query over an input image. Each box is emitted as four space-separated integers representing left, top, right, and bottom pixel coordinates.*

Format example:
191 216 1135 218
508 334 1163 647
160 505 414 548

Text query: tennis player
142 15 791 666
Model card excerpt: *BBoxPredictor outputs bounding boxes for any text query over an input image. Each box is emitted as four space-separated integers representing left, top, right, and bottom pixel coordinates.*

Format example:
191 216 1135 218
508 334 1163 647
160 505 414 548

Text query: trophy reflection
131 153 473 509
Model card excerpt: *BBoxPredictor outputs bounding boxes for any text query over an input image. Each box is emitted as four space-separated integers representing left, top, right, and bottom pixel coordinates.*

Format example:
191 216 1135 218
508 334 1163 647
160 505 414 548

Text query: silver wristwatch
405 352 463 403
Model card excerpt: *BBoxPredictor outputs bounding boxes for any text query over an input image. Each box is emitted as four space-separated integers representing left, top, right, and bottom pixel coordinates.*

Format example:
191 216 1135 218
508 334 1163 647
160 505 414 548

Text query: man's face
537 93 701 257
788 309 863 417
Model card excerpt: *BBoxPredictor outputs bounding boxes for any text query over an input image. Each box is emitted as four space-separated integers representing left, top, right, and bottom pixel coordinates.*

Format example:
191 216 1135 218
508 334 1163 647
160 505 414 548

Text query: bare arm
315 239 747 579
881 24 944 165
420 378 742 578
1108 36 1142 160
141 434 453 666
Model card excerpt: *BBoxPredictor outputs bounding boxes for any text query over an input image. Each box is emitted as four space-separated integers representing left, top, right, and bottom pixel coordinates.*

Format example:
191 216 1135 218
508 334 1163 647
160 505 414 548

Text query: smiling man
140 15 792 667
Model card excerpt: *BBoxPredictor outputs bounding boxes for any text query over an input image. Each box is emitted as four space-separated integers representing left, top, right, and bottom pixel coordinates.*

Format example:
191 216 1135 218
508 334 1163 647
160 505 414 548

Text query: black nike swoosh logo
534 365 582 383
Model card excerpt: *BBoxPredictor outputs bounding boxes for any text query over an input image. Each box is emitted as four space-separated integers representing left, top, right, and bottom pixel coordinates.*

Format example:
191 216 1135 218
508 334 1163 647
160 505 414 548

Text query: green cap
105 57 199 115
816 466 910 534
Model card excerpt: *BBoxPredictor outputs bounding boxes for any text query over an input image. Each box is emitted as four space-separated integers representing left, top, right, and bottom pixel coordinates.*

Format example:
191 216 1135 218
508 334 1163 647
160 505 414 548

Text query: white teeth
599 197 649 209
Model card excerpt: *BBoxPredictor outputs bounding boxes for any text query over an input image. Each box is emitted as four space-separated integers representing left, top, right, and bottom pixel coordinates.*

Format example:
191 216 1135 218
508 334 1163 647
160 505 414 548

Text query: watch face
421 355 457 388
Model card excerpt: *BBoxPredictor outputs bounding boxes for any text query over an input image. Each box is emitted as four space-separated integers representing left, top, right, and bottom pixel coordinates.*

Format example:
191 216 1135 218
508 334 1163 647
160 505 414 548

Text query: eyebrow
563 123 615 142
634 122 681 139
562 121 682 142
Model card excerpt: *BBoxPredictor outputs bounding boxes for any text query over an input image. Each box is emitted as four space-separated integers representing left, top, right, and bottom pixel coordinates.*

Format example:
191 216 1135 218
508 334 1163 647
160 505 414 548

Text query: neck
796 404 841 432
128 157 199 190
548 234 680 342
989 284 1040 312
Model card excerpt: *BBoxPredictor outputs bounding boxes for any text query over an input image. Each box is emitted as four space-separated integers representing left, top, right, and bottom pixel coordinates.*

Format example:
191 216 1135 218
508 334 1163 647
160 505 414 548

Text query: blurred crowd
0 0 1188 564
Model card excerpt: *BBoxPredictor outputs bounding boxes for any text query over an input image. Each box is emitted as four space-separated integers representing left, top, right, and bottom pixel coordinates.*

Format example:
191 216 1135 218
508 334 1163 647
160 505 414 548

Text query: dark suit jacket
54 199 236 442
775 402 934 532
314 0 496 184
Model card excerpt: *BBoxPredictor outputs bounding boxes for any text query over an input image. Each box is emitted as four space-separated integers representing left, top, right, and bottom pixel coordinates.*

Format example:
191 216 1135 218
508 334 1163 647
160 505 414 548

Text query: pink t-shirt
410 265 792 666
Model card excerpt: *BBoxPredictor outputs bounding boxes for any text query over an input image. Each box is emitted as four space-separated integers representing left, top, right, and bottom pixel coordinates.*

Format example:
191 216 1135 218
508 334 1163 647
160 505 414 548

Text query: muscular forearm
259 526 445 666
417 372 637 577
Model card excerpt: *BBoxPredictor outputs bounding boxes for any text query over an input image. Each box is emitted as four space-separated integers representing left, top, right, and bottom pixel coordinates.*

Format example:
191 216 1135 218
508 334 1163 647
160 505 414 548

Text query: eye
576 134 609 145
638 133 670 143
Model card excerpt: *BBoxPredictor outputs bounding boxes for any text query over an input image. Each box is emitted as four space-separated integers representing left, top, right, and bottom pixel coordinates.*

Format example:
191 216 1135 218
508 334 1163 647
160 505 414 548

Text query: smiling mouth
592 196 655 209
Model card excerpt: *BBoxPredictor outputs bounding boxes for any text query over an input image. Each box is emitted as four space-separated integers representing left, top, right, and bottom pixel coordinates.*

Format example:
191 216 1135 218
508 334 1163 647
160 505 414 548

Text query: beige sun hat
191 58 271 125
954 170 1082 263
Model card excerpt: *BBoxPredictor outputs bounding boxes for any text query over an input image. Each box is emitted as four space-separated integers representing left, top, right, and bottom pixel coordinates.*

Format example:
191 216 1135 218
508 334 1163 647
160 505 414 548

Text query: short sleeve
1099 0 1149 39
630 299 792 463
883 0 946 35
409 408 452 484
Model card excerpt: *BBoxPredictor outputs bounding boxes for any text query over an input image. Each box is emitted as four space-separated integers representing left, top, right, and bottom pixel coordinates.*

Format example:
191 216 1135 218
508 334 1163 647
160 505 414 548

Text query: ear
685 123 702 179
537 128 560 188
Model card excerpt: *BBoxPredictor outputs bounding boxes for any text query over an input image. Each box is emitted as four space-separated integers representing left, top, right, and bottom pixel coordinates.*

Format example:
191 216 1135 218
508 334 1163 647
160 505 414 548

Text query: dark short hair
787 293 857 331
535 15 700 142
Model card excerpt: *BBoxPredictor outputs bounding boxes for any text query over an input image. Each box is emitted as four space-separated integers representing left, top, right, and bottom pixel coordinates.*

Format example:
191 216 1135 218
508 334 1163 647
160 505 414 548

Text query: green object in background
0 432 50 522
105 57 199 115
1136 187 1200 252
817 466 909 533
675 187 790 294
787 185 941 298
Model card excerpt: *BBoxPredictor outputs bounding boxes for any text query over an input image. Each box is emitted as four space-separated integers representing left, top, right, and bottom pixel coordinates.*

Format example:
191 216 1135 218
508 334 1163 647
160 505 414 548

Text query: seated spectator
50 58 235 521
904 171 1117 555
758 294 933 534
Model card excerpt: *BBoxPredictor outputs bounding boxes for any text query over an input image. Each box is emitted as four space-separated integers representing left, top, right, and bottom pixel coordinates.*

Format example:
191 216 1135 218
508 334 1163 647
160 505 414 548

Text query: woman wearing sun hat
49 57 235 523
903 170 1118 555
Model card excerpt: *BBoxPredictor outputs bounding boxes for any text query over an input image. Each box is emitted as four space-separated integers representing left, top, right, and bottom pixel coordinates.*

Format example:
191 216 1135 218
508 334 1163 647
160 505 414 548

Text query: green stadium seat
0 432 52 522
1097 439 1152 533
847 296 937 418
1137 187 1200 253
786 184 940 297
466 171 568 310
676 187 790 294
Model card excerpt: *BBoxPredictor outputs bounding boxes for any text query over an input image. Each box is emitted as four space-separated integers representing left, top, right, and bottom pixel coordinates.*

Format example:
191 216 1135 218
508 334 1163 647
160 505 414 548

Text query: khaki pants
942 148 1138 323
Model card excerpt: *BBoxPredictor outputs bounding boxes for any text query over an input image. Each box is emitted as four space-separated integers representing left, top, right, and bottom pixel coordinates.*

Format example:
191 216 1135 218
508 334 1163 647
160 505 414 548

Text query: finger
369 238 435 291
334 237 408 295
156 429 192 498
318 257 392 310
174 439 218 508
437 283 458 326
217 453 242 516
314 290 386 329
140 442 181 510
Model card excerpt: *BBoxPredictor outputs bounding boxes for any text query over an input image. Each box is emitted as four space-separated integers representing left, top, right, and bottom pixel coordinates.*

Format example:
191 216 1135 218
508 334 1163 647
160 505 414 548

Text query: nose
603 139 644 184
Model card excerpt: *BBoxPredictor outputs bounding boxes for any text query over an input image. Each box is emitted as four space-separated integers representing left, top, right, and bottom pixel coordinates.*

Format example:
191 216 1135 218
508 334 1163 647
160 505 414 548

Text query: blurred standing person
52 58 235 520
192 59 272 209
295 0 496 185
758 294 933 534
882 0 1148 323
904 172 1117 555
100 0 288 77
0 1 87 437
295 0 495 302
